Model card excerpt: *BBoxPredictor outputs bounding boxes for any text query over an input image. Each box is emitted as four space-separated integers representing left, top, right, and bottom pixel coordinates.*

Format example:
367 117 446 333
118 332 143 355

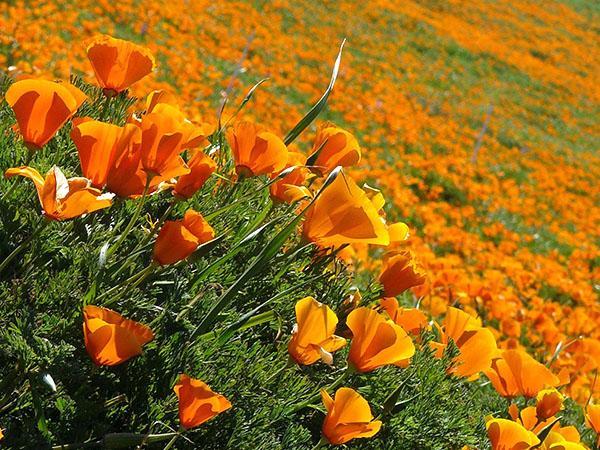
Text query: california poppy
347 307 415 372
287 297 346 365
5 79 86 150
586 404 600 445
485 418 540 450
104 123 146 197
82 305 154 366
430 307 498 379
485 349 560 398
269 151 311 203
173 150 216 199
379 297 428 335
302 171 390 248
378 251 427 297
5 166 113 221
153 209 215 265
311 122 361 175
173 374 232 429
86 35 155 95
321 387 382 445
71 118 133 188
227 121 288 177
548 444 587 450
536 388 564 420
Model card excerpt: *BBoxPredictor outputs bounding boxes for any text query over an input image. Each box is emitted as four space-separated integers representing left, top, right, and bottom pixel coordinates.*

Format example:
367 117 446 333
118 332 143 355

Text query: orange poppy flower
269 151 311 203
378 250 427 297
311 122 360 175
430 307 498 379
485 418 540 450
485 349 560 398
5 79 86 150
104 123 146 197
173 374 231 429
173 150 216 199
71 118 134 188
82 305 154 366
148 102 212 150
586 404 600 445
226 121 288 177
347 307 415 372
302 171 390 248
379 297 428 335
536 388 564 420
86 35 155 94
548 444 587 450
321 387 382 445
153 209 215 265
287 297 346 365
5 166 113 221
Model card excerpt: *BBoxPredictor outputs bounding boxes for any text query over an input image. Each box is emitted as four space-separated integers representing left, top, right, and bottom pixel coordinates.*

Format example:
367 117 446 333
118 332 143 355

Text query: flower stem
0 218 49 275
310 437 328 450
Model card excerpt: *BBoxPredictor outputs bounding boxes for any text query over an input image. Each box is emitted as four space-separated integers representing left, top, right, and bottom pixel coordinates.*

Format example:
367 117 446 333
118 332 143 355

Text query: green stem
287 367 350 415
0 218 49 275
100 264 156 307
310 437 328 450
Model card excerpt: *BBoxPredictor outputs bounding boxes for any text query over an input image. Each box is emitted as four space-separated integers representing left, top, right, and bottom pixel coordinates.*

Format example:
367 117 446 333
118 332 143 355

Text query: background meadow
0 0 599 449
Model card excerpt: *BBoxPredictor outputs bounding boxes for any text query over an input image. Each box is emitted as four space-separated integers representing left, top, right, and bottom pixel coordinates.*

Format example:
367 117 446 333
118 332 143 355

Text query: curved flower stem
0 218 50 275
100 263 157 307
287 366 351 415
310 437 328 450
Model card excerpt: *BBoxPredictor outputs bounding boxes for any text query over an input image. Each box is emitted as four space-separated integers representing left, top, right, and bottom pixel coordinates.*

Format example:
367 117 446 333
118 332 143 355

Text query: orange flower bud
378 251 426 297
5 79 86 150
227 121 288 177
5 166 113 221
321 387 381 445
287 297 346 365
347 307 415 372
86 35 155 94
269 151 310 203
485 418 539 450
173 374 231 429
82 305 154 366
153 209 215 265
536 388 564 420
173 150 216 199
311 123 360 175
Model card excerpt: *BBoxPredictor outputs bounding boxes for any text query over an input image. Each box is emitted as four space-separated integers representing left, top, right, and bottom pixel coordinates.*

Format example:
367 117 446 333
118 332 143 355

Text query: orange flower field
0 0 598 448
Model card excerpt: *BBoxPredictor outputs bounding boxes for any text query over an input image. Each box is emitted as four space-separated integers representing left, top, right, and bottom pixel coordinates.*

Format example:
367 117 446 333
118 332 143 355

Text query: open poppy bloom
548 444 587 450
378 250 427 297
302 171 391 248
82 305 154 366
485 349 560 398
148 102 212 150
5 79 86 150
71 118 134 188
311 122 361 175
536 388 564 420
321 387 382 445
429 307 498 379
227 121 288 177
586 404 600 445
173 374 232 429
269 151 311 203
347 306 415 372
5 166 113 221
287 297 346 365
485 418 540 450
153 209 215 265
86 35 155 95
379 297 428 335
173 150 216 199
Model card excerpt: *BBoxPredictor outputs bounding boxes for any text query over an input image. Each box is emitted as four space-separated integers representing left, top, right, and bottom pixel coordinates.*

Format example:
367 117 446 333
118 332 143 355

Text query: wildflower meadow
0 1 598 449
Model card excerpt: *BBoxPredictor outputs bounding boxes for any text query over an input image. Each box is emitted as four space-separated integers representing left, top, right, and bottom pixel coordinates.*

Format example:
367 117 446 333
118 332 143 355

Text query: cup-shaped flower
302 171 390 248
379 297 428 335
71 118 133 188
485 418 540 450
378 250 427 297
227 121 288 177
548 443 587 450
347 307 415 372
485 349 560 398
5 166 113 221
104 123 146 197
430 307 498 379
173 374 232 429
148 102 212 150
82 305 154 366
311 122 360 175
173 150 216 199
153 209 215 265
269 151 311 203
321 387 382 445
5 79 86 150
287 297 346 365
585 404 600 445
86 35 155 94
536 388 564 420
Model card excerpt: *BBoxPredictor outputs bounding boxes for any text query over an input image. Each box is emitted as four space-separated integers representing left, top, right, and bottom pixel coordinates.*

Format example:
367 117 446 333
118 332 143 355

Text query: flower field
0 0 599 449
